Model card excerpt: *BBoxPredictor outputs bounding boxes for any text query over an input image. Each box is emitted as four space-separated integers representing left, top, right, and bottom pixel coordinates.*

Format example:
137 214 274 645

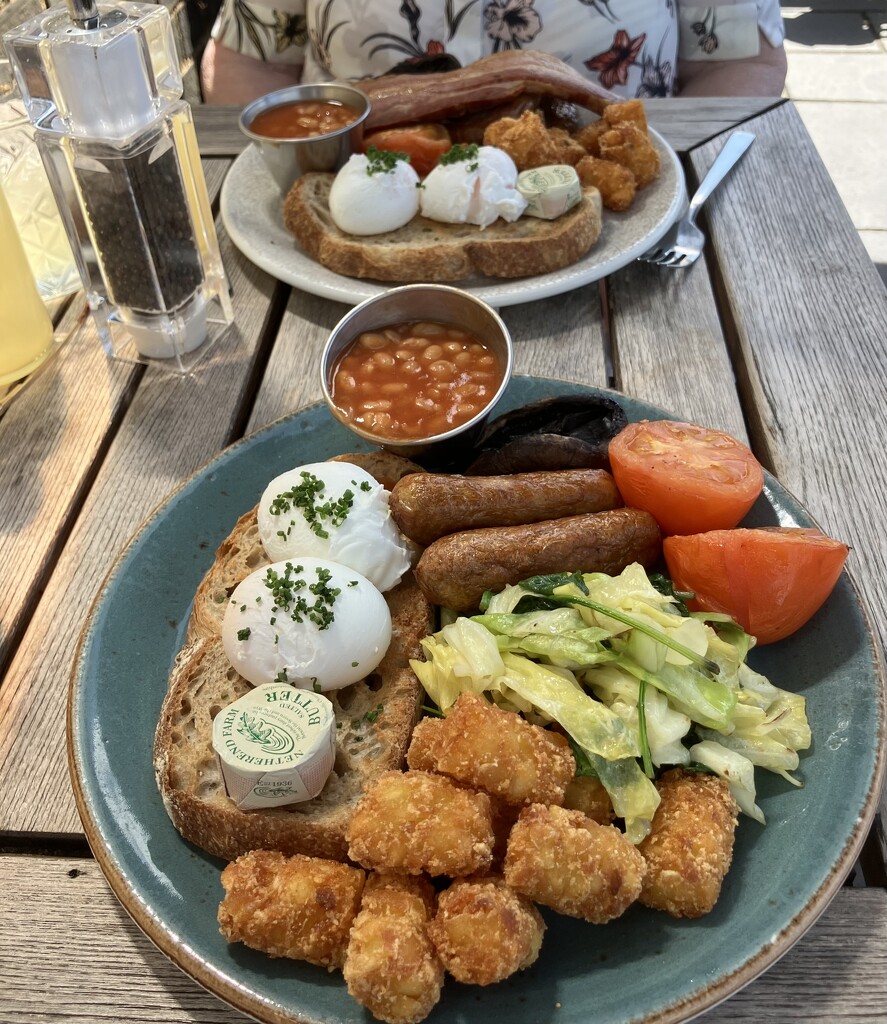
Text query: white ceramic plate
220 132 686 308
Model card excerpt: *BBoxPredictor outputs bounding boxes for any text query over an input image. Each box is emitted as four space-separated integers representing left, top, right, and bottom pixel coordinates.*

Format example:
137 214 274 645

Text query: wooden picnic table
1 96 885 1023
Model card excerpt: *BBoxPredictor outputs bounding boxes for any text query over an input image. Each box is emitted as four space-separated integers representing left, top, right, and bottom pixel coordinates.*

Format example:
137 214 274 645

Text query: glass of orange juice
0 182 54 386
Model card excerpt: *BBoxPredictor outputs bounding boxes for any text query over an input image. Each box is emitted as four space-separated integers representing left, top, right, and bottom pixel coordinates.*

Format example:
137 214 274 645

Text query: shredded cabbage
409 563 810 841
690 740 766 824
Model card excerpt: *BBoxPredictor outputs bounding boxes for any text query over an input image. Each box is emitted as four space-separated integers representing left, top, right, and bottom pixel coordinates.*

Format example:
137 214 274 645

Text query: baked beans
331 321 504 441
249 100 361 140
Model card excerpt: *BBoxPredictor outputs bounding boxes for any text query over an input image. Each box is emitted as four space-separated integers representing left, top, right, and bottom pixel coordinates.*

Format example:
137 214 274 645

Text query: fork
638 131 755 269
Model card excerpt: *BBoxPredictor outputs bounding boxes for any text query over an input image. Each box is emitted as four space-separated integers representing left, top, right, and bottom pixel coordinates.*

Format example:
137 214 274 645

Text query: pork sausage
414 507 661 612
390 469 621 547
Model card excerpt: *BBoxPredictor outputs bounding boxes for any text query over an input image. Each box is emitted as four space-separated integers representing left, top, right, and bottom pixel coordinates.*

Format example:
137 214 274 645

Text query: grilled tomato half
608 420 764 536
663 527 849 644
362 124 452 178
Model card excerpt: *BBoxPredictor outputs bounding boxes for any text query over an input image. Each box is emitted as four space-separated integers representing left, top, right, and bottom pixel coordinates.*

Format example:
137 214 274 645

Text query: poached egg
257 462 411 593
328 151 420 235
419 145 527 229
222 557 392 691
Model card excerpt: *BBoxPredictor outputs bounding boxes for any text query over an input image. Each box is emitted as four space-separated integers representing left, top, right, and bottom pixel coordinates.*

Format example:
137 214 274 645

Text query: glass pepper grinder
3 0 233 373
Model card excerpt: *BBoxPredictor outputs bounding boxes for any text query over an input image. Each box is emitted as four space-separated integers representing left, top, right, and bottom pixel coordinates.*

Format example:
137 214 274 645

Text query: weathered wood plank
0 303 139 677
503 286 609 386
193 104 251 157
245 286 342 434
694 102 887 852
606 257 749 442
0 161 232 683
0 210 279 835
191 98 782 160
644 97 784 153
1 855 884 1023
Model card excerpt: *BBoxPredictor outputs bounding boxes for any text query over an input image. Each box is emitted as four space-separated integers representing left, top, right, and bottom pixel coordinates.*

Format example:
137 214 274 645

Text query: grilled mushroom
464 394 628 475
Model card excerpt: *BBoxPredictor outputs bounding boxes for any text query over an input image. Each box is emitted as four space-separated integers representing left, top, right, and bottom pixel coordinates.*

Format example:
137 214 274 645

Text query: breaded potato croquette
407 692 575 807
404 715 444 773
638 768 738 919
573 119 608 157
548 126 587 166
218 850 364 968
563 774 615 824
575 156 637 211
344 874 444 1024
346 770 494 877
599 124 661 188
428 875 545 986
504 803 645 923
483 110 570 170
602 98 648 133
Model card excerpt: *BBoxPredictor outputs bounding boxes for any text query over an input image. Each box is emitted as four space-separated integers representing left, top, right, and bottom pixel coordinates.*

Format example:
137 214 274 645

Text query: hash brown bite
576 155 638 212
219 849 364 968
573 118 608 157
428 875 545 986
346 769 495 877
598 124 661 188
638 767 739 918
602 98 649 133
344 873 444 1024
504 803 646 923
406 691 575 806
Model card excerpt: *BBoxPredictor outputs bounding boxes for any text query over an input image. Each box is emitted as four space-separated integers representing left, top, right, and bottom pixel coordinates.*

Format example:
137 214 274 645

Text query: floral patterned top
213 0 784 99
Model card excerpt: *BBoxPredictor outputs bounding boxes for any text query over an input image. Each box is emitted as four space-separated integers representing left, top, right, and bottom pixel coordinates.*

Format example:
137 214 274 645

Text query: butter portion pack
517 165 582 220
213 683 336 810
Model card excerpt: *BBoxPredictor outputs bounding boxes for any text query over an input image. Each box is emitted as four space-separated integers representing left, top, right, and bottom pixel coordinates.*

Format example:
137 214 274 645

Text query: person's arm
677 31 787 97
201 38 303 105
674 0 787 97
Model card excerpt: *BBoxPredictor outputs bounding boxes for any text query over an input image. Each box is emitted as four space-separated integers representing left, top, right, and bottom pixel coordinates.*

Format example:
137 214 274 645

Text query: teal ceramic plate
70 377 886 1024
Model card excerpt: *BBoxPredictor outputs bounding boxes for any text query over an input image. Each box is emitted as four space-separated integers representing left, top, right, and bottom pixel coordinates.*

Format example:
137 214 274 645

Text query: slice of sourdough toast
156 449 431 863
283 173 603 282
155 572 434 863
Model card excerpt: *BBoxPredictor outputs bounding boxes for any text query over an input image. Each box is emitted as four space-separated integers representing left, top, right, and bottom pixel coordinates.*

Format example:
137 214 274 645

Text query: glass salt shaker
4 0 233 373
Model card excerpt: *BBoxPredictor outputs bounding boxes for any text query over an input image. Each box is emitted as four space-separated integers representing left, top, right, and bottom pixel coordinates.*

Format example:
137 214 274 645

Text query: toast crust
283 172 603 282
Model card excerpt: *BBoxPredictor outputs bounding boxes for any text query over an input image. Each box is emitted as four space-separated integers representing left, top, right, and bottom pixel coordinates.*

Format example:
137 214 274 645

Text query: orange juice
0 183 53 385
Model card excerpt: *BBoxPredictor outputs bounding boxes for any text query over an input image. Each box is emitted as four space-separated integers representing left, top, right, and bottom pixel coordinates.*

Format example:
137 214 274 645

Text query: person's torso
302 0 678 98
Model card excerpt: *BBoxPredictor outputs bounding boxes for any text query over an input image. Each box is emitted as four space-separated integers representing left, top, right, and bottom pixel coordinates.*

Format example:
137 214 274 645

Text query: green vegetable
689 739 766 824
519 571 721 676
648 571 694 615
439 142 480 170
636 676 654 778
365 145 410 174
586 752 660 845
474 609 615 669
408 563 810 841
